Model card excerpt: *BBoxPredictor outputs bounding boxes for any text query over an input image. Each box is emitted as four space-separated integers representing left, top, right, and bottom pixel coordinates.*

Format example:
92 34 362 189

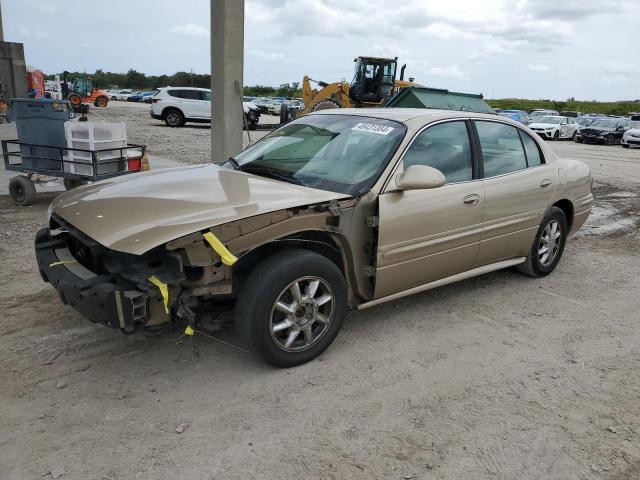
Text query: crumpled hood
51 164 348 255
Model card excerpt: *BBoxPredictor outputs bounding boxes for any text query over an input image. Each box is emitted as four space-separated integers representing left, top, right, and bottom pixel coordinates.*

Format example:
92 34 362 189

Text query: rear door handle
540 179 553 189
463 194 480 206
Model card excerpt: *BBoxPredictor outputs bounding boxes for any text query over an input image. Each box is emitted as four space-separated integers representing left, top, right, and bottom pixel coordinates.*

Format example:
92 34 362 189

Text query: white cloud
428 65 466 78
169 23 209 37
528 64 551 72
249 49 295 63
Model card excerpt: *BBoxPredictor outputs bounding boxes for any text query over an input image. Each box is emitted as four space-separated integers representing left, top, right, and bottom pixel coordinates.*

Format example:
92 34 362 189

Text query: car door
558 118 569 138
473 120 555 267
375 120 484 298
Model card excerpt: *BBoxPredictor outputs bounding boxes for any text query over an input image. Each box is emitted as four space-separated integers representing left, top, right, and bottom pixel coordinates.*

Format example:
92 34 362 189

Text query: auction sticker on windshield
352 123 395 135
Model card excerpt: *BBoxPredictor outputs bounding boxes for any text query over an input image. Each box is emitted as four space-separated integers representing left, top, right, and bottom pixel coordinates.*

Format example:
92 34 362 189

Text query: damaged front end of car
36 194 375 334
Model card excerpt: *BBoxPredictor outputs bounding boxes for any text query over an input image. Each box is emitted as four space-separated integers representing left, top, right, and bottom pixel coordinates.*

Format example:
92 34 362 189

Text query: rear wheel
110 96 117 101
9 175 37 206
235 249 347 367
63 178 87 191
605 135 614 146
68 93 82 107
517 207 568 278
622 144 630 149
164 108 185 127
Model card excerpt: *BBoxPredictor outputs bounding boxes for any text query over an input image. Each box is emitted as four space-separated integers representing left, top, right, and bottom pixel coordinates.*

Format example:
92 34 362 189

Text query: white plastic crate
64 121 127 176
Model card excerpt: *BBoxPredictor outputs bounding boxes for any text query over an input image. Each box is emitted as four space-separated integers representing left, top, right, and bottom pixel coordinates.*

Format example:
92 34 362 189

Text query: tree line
45 69 303 97
488 98 640 116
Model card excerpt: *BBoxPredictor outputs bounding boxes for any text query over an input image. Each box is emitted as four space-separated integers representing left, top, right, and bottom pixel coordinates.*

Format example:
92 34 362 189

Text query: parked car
498 109 528 123
111 89 133 101
141 92 156 103
575 116 597 132
621 119 640 148
524 109 558 125
558 111 583 118
128 91 154 102
150 86 260 129
575 118 628 145
528 116 578 140
253 97 273 114
36 109 592 367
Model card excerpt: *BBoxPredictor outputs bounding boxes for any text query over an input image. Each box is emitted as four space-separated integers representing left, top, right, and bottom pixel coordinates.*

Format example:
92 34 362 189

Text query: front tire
622 144 630 149
553 130 560 141
9 175 37 206
164 108 185 127
235 249 347 367
94 96 108 108
517 207 568 278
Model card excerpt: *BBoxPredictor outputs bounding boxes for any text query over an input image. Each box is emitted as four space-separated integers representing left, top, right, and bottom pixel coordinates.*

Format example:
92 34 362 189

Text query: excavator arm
300 76 351 116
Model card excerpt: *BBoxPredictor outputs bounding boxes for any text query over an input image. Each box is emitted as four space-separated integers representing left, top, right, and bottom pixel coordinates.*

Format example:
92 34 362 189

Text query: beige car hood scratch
51 164 348 255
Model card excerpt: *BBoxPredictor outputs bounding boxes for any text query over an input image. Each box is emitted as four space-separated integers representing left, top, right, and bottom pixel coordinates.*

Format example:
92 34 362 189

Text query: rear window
168 89 202 100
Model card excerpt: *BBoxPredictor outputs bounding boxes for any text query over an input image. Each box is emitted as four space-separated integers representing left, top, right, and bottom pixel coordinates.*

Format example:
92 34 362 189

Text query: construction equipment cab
349 56 398 105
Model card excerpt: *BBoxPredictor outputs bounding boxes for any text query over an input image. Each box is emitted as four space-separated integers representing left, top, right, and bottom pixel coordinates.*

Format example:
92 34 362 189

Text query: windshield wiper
241 164 303 185
216 157 241 170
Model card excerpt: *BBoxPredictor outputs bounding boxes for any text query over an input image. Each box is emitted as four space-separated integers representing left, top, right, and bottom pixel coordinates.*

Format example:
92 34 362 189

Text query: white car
528 116 578 141
111 89 134 101
151 86 260 129
621 119 640 148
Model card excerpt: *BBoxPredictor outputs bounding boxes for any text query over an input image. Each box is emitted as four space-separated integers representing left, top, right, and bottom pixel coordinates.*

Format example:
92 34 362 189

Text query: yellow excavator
282 56 417 122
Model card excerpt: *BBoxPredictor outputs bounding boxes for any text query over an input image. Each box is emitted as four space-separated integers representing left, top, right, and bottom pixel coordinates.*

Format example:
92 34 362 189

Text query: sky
4 0 639 101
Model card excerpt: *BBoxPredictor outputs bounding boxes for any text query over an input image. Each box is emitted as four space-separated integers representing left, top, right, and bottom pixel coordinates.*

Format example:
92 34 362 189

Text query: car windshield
628 121 640 129
538 116 562 124
232 114 405 195
577 117 594 126
590 120 616 128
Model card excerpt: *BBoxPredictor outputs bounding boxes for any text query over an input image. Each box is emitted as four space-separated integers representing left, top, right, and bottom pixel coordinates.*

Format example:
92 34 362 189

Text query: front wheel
622 144 630 149
605 135 614 146
235 249 347 367
9 175 37 206
553 130 560 141
517 207 568 277
94 96 108 108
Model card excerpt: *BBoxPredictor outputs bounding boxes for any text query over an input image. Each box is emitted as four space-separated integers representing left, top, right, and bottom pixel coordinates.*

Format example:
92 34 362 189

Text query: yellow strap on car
203 232 237 266
148 275 169 314
49 259 77 268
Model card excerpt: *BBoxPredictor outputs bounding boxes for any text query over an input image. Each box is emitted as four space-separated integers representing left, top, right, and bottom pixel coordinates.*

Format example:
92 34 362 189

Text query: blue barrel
10 98 74 172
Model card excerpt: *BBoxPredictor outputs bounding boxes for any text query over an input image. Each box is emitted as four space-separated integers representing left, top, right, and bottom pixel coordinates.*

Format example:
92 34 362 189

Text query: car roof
309 108 499 123
160 86 210 91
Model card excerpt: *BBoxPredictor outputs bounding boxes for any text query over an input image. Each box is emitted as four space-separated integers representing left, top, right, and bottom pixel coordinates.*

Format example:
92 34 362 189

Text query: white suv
150 86 260 129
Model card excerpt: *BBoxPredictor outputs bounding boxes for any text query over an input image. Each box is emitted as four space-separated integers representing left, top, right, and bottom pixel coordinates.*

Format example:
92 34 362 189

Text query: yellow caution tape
148 275 169 314
184 325 195 336
203 232 237 266
49 259 77 268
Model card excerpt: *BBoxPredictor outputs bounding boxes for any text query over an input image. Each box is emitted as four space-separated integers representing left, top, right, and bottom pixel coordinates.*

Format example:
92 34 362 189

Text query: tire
111 96 117 101
164 108 185 127
517 206 568 278
235 249 347 367
571 131 577 141
622 144 629 149
94 96 108 107
605 135 614 146
311 98 342 111
68 93 82 107
63 178 87 191
574 135 582 143
9 175 37 206
553 130 560 141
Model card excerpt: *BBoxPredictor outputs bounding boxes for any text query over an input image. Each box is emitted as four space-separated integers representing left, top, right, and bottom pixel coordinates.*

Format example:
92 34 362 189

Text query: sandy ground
1 103 640 480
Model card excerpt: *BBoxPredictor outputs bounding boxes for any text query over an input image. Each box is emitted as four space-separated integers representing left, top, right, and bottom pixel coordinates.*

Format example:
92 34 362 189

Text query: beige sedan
37 109 593 367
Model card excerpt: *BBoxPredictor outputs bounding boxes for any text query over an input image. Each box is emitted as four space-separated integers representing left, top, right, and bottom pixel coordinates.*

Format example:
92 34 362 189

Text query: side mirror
396 165 446 191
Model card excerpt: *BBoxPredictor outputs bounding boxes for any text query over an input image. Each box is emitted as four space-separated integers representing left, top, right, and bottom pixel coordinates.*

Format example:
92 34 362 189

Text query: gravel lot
1 102 639 480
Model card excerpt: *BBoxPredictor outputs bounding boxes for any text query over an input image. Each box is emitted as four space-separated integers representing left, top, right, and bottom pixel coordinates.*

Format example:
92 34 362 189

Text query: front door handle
463 194 480 206
539 179 553 189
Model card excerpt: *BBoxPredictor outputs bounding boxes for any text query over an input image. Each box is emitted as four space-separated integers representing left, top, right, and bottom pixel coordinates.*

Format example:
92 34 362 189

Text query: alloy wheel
538 220 562 267
269 276 335 352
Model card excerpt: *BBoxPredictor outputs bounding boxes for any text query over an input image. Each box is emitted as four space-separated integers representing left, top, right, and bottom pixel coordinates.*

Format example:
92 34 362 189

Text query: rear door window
475 121 527 177
519 131 543 167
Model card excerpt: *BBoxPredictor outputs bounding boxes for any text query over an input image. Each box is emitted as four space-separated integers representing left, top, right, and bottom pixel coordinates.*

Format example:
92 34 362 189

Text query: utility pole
211 0 244 163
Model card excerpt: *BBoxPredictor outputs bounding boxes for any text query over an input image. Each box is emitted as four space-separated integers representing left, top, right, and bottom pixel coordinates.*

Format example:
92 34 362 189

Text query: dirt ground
1 103 640 480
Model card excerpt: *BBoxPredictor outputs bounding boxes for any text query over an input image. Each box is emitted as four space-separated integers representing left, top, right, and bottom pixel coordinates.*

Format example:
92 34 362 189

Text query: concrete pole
0 0 4 42
211 0 244 163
